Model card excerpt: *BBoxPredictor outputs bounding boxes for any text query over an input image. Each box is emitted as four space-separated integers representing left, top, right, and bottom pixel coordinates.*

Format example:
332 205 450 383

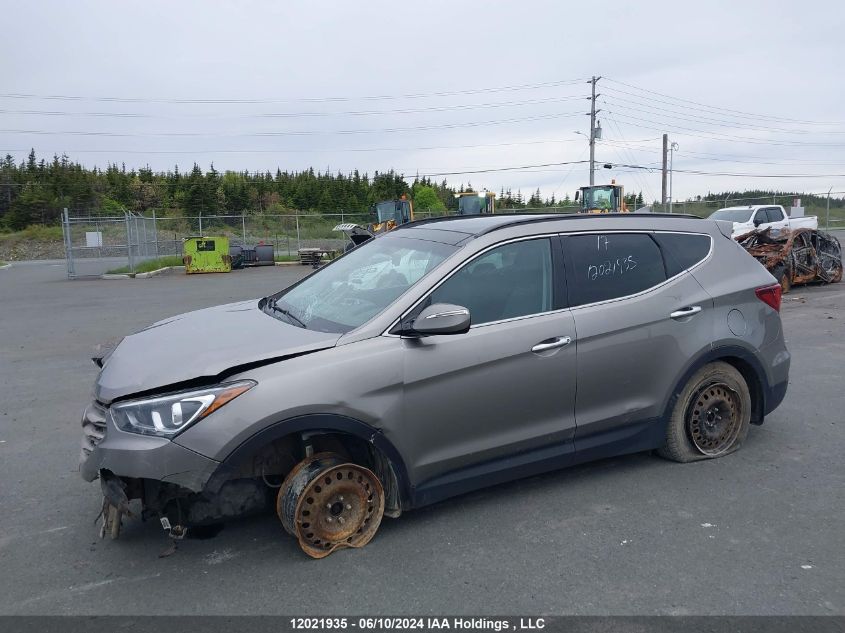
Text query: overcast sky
2 0 844 204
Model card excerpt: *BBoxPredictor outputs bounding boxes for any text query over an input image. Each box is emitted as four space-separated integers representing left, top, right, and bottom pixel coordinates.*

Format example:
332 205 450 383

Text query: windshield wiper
267 298 307 329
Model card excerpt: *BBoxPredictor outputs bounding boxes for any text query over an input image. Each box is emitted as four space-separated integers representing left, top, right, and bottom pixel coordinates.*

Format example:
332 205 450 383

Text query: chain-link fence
150 212 373 258
62 210 379 278
61 210 159 278
63 202 841 279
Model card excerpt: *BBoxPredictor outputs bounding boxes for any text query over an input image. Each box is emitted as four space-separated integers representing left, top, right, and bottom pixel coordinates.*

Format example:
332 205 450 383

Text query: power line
0 159 593 185
605 162 845 178
1 138 584 156
599 139 845 167
0 78 589 105
604 110 845 147
600 108 657 202
602 94 845 135
604 77 845 126
0 111 585 138
0 94 590 120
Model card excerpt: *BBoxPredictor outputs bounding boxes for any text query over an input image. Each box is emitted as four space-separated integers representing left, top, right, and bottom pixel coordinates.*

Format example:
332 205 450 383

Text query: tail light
755 283 782 313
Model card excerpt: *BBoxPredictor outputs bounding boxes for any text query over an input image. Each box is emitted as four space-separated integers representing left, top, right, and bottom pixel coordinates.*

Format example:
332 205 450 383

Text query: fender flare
203 413 412 506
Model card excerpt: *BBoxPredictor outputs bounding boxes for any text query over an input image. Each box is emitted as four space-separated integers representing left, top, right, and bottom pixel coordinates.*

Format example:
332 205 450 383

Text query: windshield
374 201 400 223
582 186 615 211
710 208 754 222
457 196 488 215
269 235 457 333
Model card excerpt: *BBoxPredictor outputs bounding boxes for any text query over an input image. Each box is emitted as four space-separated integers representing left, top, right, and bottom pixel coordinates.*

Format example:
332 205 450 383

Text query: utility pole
589 76 601 186
827 187 832 230
669 141 678 213
661 134 668 209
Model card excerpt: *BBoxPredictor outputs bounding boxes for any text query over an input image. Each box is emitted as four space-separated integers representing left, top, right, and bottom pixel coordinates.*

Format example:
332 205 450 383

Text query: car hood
95 300 341 403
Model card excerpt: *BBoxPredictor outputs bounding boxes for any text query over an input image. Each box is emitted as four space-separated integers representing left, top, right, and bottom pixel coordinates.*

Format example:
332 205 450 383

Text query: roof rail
399 212 703 234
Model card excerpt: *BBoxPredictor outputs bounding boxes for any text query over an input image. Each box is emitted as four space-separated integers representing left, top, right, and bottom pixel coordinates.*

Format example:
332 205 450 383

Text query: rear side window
567 233 666 306
653 233 712 277
766 207 784 222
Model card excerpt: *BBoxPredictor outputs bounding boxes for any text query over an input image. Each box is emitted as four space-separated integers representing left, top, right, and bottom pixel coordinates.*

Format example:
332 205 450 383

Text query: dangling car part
735 227 842 293
334 197 415 251
277 452 385 559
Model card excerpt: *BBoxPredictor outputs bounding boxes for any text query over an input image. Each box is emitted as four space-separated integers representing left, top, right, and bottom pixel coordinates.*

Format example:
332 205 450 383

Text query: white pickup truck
710 205 818 238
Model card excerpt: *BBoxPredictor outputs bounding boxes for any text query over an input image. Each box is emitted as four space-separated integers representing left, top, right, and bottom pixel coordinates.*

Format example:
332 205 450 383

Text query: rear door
765 206 789 230
399 236 578 491
563 231 715 455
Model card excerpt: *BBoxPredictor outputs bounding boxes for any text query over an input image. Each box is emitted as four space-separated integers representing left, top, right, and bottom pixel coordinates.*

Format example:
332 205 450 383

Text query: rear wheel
772 263 791 294
658 362 751 463
277 452 385 558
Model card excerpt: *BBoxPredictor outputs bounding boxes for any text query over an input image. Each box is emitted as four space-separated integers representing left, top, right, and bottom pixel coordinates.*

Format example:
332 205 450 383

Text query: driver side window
754 209 768 224
427 238 554 326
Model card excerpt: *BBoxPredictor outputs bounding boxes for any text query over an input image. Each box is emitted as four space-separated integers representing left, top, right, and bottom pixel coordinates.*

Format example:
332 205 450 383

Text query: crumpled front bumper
78 400 220 492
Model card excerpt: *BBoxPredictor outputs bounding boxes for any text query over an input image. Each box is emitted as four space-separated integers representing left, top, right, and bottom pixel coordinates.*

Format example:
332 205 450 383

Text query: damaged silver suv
81 213 790 557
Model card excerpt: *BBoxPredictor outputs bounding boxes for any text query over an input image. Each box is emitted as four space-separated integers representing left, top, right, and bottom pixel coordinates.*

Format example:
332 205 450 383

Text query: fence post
152 209 159 256
242 215 247 246
140 214 148 258
199 210 203 236
62 208 75 279
295 214 301 251
125 212 135 273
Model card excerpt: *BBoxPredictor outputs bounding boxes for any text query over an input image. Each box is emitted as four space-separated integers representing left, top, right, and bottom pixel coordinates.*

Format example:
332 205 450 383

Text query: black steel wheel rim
687 381 742 456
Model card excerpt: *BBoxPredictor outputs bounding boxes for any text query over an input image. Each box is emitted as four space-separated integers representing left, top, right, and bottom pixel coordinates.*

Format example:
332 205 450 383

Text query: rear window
653 233 712 277
567 233 666 306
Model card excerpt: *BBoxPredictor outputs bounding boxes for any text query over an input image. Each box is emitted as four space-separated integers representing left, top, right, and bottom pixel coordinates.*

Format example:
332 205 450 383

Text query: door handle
531 336 572 353
670 306 702 319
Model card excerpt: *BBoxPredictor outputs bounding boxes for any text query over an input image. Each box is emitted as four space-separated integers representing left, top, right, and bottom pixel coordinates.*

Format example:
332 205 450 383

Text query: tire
772 263 791 294
657 361 752 463
277 452 385 558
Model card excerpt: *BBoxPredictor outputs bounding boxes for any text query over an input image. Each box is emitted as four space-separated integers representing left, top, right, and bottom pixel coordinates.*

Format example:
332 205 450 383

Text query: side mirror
574 191 580 202
753 218 762 227
408 303 471 336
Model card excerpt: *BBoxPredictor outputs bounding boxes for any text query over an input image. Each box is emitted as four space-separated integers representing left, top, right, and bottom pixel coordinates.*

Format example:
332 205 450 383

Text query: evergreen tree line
0 151 601 230
2 150 839 231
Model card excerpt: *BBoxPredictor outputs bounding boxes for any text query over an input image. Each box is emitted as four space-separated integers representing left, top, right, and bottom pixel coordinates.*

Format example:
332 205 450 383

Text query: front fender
201 413 412 506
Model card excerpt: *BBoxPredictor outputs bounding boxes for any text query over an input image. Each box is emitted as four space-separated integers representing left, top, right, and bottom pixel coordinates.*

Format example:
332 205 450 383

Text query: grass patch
0 261 7 267
0 224 64 241
274 254 298 262
107 255 184 275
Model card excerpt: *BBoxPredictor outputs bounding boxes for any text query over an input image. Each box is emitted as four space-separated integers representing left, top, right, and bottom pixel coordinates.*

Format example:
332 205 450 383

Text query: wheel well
224 430 405 517
714 356 764 424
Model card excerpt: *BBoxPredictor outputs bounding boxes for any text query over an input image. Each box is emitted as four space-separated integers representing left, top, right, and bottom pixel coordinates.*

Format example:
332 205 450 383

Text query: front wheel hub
688 383 742 456
277 453 384 558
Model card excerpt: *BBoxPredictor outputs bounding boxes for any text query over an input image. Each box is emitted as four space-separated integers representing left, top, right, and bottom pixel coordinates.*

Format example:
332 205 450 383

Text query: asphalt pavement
0 259 842 615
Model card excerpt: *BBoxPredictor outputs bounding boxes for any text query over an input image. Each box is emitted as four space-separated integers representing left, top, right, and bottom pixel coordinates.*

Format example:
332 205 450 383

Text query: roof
720 204 782 211
396 212 702 238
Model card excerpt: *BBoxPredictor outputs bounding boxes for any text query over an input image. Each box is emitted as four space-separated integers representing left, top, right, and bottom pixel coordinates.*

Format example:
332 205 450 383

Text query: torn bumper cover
79 400 219 492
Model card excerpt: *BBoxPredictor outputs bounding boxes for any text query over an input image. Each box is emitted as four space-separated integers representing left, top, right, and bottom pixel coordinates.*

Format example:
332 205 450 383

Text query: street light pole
669 141 678 213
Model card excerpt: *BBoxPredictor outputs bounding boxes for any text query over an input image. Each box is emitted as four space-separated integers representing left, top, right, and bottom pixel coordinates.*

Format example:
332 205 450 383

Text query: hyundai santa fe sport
80 213 790 557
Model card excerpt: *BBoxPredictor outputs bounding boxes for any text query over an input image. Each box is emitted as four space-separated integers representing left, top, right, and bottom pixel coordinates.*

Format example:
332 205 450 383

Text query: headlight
110 380 255 438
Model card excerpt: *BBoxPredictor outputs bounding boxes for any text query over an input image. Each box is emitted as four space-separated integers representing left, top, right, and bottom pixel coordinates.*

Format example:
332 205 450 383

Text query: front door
399 237 577 498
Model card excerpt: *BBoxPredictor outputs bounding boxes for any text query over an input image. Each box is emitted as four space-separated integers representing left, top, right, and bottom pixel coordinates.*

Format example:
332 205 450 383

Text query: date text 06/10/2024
289 618 547 631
